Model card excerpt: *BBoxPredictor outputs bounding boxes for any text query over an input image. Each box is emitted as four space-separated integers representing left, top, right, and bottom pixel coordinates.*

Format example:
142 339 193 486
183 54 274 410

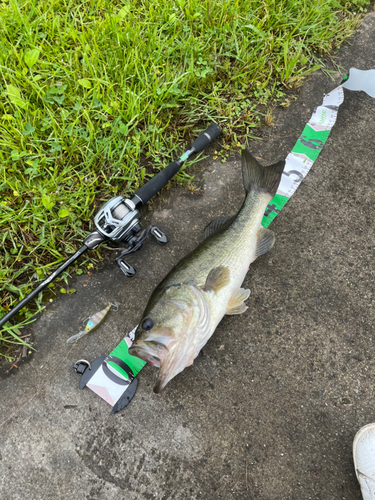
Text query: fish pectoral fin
226 288 250 315
255 227 275 259
204 266 230 293
201 215 236 241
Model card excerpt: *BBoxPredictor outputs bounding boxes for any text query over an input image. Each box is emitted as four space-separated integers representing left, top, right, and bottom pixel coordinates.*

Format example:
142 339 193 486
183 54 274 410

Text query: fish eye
142 318 154 331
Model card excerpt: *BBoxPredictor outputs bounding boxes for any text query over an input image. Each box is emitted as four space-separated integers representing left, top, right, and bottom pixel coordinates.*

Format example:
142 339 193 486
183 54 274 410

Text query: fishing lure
66 303 118 344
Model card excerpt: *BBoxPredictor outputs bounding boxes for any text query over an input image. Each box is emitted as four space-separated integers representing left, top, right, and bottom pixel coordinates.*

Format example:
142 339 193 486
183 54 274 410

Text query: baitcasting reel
94 195 167 277
94 196 141 244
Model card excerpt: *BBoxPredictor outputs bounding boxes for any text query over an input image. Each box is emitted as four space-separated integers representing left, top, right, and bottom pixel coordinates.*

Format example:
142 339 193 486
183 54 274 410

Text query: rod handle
133 161 181 206
132 123 221 206
190 123 221 153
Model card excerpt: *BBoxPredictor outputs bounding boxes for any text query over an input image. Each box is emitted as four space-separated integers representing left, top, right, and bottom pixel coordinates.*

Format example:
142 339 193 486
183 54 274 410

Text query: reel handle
132 123 221 206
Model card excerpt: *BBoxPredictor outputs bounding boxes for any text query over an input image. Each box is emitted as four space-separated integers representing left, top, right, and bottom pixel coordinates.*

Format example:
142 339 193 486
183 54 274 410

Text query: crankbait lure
66 303 118 344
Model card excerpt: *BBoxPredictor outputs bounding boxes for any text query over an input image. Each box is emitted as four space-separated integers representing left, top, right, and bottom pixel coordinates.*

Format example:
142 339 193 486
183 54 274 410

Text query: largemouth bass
129 150 285 392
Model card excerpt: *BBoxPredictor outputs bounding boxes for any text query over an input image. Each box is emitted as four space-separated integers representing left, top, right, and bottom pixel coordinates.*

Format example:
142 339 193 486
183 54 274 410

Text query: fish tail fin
241 149 285 196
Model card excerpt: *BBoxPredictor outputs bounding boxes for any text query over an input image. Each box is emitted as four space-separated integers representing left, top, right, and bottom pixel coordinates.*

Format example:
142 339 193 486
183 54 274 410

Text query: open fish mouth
129 343 161 368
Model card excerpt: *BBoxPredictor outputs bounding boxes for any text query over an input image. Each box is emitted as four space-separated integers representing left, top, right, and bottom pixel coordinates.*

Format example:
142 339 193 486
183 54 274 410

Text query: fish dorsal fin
255 227 275 258
204 266 230 293
201 215 236 241
226 288 250 315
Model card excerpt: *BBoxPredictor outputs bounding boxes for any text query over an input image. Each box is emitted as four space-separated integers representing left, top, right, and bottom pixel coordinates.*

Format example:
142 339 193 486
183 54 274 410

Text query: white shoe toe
353 423 375 500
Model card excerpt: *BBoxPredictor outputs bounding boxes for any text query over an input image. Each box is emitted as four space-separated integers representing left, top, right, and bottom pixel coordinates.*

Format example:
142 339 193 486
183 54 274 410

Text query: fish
128 150 285 392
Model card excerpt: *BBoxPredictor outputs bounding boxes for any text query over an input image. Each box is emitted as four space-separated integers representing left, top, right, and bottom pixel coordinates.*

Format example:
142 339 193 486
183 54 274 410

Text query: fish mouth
130 343 172 393
129 342 161 367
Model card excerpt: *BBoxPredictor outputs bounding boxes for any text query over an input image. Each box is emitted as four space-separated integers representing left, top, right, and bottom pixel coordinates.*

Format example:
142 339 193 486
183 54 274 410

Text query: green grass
0 0 370 357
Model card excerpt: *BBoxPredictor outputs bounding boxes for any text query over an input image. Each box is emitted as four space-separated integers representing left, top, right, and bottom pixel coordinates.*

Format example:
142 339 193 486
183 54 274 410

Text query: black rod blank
0 245 88 329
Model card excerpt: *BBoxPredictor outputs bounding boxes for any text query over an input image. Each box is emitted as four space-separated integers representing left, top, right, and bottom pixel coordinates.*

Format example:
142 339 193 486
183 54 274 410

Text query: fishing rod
0 123 221 330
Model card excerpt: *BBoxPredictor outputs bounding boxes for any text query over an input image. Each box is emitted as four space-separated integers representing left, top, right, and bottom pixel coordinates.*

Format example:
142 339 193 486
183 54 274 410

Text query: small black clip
73 359 92 375
150 226 168 245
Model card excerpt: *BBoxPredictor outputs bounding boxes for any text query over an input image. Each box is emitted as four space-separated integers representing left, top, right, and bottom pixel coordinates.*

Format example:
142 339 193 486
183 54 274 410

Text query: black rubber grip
132 123 221 206
133 161 180 205
190 123 221 153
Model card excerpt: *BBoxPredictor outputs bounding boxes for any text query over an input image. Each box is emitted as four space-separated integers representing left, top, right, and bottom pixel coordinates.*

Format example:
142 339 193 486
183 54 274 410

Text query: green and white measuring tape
82 68 375 411
262 67 375 227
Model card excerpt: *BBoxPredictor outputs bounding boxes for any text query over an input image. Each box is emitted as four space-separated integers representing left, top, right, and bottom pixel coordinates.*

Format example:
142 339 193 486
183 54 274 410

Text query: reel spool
94 196 168 277
94 197 140 243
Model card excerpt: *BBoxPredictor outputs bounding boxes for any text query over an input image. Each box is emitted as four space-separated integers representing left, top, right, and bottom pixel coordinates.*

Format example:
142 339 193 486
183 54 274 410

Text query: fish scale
129 150 285 392
201 191 270 328
167 189 270 296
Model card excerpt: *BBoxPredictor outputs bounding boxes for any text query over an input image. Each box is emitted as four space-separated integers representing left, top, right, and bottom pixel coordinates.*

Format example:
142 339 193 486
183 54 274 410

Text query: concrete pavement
1 11 375 500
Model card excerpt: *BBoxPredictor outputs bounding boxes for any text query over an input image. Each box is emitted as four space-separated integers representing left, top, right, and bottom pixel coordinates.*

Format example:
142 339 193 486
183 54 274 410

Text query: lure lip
66 330 86 344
